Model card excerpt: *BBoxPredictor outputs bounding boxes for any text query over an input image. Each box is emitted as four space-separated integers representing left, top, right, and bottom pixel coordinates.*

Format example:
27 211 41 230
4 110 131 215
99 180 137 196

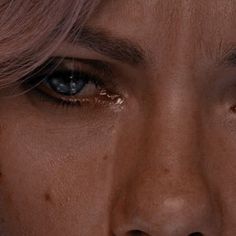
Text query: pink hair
0 0 100 87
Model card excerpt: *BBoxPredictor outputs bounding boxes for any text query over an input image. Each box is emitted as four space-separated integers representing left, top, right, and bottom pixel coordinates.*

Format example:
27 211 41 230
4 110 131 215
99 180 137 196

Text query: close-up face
1 0 236 235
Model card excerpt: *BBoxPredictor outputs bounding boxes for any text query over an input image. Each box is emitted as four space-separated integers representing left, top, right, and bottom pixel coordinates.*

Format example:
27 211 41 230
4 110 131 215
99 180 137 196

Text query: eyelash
22 58 123 109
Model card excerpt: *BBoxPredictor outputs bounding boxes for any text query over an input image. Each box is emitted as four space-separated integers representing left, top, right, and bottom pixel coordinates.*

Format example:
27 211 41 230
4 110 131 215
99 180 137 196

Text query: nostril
124 230 204 236
125 230 149 236
125 231 204 236
189 233 204 236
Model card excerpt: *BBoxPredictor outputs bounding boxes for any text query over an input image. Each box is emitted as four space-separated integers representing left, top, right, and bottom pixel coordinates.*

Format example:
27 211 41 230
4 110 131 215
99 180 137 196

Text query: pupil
47 72 86 96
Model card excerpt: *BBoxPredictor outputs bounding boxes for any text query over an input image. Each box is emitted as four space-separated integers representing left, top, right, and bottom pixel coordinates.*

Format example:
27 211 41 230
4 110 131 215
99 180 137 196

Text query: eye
41 69 103 102
47 70 91 96
23 57 124 107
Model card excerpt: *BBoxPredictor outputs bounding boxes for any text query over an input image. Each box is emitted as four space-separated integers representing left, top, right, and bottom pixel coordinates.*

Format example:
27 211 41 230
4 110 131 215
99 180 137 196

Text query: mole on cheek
103 155 108 161
0 165 3 183
6 193 12 205
164 168 170 174
0 123 7 138
44 192 53 203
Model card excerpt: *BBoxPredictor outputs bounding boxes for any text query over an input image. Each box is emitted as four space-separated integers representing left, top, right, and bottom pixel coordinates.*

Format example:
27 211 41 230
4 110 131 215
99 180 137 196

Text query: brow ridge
68 26 145 66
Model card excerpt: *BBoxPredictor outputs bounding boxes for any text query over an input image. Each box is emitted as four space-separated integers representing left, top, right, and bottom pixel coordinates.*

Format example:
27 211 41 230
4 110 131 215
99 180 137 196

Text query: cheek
0 98 122 235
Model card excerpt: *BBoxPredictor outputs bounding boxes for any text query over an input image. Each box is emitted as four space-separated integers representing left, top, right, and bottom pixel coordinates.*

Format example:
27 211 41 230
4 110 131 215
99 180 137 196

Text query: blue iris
46 71 87 96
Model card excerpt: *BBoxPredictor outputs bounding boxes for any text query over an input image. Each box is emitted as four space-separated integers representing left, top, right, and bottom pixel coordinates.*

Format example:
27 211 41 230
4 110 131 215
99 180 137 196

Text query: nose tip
111 179 221 236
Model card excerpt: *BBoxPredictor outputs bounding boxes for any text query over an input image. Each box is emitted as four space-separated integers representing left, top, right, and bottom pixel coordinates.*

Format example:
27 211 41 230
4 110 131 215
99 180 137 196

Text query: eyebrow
67 26 146 66
67 27 236 68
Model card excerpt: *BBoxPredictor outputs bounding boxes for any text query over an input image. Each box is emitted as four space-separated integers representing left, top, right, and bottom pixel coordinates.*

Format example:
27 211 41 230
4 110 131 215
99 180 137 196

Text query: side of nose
110 82 222 236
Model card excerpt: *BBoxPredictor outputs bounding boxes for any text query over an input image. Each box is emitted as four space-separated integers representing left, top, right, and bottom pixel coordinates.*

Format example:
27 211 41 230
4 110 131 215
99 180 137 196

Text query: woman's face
1 0 236 235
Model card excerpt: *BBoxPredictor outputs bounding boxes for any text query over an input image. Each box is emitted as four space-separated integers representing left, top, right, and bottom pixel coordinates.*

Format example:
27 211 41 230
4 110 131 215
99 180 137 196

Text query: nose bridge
143 0 204 164
147 0 204 166
149 71 203 170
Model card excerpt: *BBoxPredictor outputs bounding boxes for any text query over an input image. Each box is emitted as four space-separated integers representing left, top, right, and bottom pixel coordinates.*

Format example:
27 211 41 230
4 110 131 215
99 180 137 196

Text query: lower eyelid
32 83 124 109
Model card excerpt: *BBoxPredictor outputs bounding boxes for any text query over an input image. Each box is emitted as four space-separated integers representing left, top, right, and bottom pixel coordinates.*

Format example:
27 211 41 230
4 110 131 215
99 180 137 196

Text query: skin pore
1 0 236 235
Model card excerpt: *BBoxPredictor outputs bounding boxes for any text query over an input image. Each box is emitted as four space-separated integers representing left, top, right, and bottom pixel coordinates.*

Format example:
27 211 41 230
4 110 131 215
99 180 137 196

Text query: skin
1 0 236 235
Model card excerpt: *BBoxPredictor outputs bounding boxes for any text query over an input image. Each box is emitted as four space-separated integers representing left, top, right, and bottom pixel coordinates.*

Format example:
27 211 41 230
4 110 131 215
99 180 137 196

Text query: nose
110 81 222 235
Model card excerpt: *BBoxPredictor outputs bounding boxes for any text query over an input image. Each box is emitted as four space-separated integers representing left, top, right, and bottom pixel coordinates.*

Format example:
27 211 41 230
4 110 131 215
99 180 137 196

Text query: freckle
0 218 5 224
44 192 53 203
164 168 170 174
0 123 7 136
0 164 3 181
231 105 236 112
103 155 108 160
5 193 12 206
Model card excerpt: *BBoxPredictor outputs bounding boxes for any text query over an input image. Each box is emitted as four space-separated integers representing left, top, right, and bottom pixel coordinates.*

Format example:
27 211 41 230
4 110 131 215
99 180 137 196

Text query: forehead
92 0 236 29
89 0 236 66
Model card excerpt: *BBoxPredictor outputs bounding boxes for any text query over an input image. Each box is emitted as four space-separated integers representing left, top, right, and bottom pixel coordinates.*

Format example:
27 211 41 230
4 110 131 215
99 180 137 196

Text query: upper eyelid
55 57 114 76
20 56 118 98
23 58 112 88
33 57 114 78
